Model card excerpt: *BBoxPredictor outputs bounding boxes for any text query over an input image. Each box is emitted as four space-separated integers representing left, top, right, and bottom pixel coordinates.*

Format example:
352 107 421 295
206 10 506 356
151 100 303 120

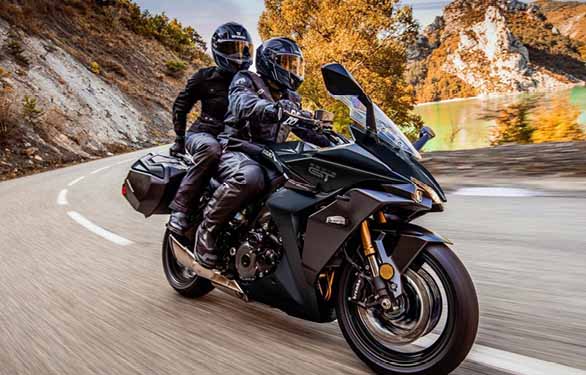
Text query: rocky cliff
408 0 586 103
0 0 210 180
537 0 586 45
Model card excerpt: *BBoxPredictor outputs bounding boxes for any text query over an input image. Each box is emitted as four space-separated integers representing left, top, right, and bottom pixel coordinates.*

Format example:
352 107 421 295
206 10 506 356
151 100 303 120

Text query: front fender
302 188 430 284
375 222 451 273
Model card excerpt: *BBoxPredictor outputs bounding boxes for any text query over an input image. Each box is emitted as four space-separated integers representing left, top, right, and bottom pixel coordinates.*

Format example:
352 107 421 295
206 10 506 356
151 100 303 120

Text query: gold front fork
377 211 387 224
361 213 395 311
360 220 380 277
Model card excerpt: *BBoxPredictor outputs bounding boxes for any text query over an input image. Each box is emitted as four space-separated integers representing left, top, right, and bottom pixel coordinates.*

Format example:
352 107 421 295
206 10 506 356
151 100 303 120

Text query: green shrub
22 96 43 127
6 38 30 66
165 59 187 77
119 1 206 57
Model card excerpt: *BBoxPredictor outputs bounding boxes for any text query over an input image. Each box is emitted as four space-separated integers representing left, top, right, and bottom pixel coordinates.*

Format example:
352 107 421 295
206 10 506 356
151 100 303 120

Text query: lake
414 86 586 151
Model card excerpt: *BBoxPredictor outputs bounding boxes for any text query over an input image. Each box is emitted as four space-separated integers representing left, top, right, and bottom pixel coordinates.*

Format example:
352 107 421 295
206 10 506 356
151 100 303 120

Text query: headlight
411 178 443 205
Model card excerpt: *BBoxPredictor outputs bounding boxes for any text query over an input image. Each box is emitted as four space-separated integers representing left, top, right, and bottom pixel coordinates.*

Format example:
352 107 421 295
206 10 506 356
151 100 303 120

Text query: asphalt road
1 148 585 375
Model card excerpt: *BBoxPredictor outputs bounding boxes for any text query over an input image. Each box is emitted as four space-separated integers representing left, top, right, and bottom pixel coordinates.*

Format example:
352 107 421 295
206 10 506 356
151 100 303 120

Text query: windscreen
332 95 421 160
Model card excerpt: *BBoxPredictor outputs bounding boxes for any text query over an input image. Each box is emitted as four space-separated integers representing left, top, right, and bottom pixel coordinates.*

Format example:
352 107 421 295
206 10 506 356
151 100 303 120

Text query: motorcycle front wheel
162 229 214 298
336 244 478 375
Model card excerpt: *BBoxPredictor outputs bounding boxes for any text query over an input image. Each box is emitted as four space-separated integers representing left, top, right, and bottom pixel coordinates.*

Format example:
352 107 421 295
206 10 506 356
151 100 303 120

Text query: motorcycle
123 63 478 375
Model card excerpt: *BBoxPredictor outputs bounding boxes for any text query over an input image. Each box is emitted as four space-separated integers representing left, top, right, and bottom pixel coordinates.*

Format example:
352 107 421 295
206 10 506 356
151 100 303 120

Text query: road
1 148 585 375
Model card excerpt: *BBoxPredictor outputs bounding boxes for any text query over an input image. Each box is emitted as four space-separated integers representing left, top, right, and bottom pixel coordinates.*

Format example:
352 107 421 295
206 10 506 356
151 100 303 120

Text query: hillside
0 0 210 180
407 0 586 103
537 0 586 45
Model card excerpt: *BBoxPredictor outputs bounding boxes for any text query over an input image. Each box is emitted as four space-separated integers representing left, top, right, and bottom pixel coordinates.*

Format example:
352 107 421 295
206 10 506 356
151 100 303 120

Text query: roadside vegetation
490 97 585 145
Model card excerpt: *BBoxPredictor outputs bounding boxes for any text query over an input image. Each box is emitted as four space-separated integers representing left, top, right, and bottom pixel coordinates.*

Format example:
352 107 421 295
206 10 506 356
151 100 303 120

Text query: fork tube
360 221 380 277
377 211 387 224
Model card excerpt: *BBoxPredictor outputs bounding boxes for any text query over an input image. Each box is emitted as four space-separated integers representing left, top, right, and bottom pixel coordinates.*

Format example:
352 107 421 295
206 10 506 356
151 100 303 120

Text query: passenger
168 22 253 237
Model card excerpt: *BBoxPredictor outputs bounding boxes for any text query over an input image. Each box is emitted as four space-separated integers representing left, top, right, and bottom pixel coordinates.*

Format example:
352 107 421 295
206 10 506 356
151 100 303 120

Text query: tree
490 98 537 146
259 0 422 136
532 98 585 143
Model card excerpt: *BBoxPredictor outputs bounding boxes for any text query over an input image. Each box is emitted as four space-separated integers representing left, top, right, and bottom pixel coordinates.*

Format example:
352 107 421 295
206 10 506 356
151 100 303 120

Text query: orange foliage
532 98 585 143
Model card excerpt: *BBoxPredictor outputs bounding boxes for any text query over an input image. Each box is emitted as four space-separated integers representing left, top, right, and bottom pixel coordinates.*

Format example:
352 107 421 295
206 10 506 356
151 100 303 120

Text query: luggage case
122 153 188 217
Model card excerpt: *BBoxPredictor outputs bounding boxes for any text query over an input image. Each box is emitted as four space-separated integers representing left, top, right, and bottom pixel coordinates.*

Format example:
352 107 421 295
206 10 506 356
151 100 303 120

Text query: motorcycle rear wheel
162 229 214 298
336 244 478 375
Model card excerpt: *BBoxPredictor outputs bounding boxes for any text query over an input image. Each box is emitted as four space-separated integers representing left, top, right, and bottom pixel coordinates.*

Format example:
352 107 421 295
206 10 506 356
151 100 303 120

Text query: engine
234 213 282 281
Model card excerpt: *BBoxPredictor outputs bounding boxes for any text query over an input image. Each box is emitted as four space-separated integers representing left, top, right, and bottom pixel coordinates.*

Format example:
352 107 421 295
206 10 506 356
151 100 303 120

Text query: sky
133 0 584 50
133 0 451 49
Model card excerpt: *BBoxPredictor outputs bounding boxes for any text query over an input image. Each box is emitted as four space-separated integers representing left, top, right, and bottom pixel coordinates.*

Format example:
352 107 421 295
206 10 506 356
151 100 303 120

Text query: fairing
350 126 447 202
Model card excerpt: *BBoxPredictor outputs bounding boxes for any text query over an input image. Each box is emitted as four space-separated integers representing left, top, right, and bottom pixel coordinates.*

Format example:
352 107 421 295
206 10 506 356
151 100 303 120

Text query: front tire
162 229 214 298
336 244 478 375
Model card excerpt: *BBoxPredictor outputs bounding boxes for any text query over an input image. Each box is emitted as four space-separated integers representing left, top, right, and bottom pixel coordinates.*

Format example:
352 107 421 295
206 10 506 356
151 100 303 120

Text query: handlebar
282 110 333 131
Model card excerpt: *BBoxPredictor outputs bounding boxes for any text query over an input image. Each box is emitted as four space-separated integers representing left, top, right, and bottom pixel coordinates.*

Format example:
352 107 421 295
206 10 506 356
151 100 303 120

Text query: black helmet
256 37 305 91
211 22 253 73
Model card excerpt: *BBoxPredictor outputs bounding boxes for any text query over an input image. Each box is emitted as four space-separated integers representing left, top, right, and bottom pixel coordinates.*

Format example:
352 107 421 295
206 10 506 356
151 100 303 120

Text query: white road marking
452 187 540 197
90 166 111 175
415 334 586 375
57 189 68 206
467 344 586 375
67 211 133 246
67 176 85 186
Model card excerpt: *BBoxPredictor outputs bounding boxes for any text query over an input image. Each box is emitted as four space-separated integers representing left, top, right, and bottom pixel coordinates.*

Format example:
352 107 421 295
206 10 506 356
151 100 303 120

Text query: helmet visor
215 40 253 60
276 54 304 79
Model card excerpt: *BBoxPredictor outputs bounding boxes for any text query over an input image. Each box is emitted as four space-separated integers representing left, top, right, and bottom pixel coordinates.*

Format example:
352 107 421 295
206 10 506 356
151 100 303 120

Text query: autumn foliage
490 99 536 145
259 0 422 136
491 97 585 145
532 98 585 143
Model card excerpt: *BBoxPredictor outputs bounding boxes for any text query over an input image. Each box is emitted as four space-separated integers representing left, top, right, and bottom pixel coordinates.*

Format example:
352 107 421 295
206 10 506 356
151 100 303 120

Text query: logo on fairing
308 163 337 183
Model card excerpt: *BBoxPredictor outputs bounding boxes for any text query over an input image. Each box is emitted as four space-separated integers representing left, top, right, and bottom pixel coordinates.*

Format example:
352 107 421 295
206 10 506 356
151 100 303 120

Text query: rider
168 22 253 237
194 37 330 268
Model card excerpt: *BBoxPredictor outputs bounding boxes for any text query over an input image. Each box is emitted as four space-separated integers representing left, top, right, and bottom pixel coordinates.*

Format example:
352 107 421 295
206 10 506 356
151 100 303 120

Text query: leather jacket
173 67 235 138
224 71 330 147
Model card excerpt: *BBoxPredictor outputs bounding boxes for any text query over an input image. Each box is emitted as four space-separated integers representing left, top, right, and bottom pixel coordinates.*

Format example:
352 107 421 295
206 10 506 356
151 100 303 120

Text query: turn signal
379 263 395 281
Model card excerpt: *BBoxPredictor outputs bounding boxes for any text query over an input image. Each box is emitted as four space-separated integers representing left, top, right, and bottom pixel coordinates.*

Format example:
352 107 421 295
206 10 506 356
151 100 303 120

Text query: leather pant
170 132 221 213
199 151 266 235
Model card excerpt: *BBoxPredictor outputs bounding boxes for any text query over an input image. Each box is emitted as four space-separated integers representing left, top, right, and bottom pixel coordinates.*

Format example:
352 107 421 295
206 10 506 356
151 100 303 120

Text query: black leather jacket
224 71 330 147
173 66 234 138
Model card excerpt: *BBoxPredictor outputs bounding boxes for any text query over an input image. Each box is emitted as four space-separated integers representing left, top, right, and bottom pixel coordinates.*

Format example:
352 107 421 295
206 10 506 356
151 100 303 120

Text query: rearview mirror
321 63 377 133
321 63 366 98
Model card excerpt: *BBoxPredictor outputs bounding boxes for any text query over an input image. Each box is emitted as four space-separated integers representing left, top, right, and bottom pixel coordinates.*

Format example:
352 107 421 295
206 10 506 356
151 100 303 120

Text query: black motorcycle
123 63 479 375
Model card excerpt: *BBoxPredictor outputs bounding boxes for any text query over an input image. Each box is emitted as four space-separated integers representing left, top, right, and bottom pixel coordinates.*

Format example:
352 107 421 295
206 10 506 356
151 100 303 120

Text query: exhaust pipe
169 234 247 301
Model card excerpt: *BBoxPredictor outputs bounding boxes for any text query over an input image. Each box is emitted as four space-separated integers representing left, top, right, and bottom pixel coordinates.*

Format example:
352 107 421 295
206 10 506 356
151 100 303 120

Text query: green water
414 86 586 151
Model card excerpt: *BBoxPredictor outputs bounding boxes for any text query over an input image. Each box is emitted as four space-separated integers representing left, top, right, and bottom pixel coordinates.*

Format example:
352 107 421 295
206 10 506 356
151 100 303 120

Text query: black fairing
350 126 446 202
242 188 339 322
281 143 405 192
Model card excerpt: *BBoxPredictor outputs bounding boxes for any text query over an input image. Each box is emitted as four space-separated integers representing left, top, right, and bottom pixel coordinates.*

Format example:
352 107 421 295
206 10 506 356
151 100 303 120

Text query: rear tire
162 229 214 298
336 244 478 375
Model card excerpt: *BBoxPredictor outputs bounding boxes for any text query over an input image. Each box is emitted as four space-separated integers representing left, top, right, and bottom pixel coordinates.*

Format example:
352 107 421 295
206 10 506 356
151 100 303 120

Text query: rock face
444 6 568 95
0 19 155 157
407 0 586 103
0 0 210 179
537 0 586 44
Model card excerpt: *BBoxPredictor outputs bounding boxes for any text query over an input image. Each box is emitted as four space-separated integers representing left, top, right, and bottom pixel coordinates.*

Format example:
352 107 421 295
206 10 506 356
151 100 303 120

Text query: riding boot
194 151 266 269
167 211 194 238
194 223 220 269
